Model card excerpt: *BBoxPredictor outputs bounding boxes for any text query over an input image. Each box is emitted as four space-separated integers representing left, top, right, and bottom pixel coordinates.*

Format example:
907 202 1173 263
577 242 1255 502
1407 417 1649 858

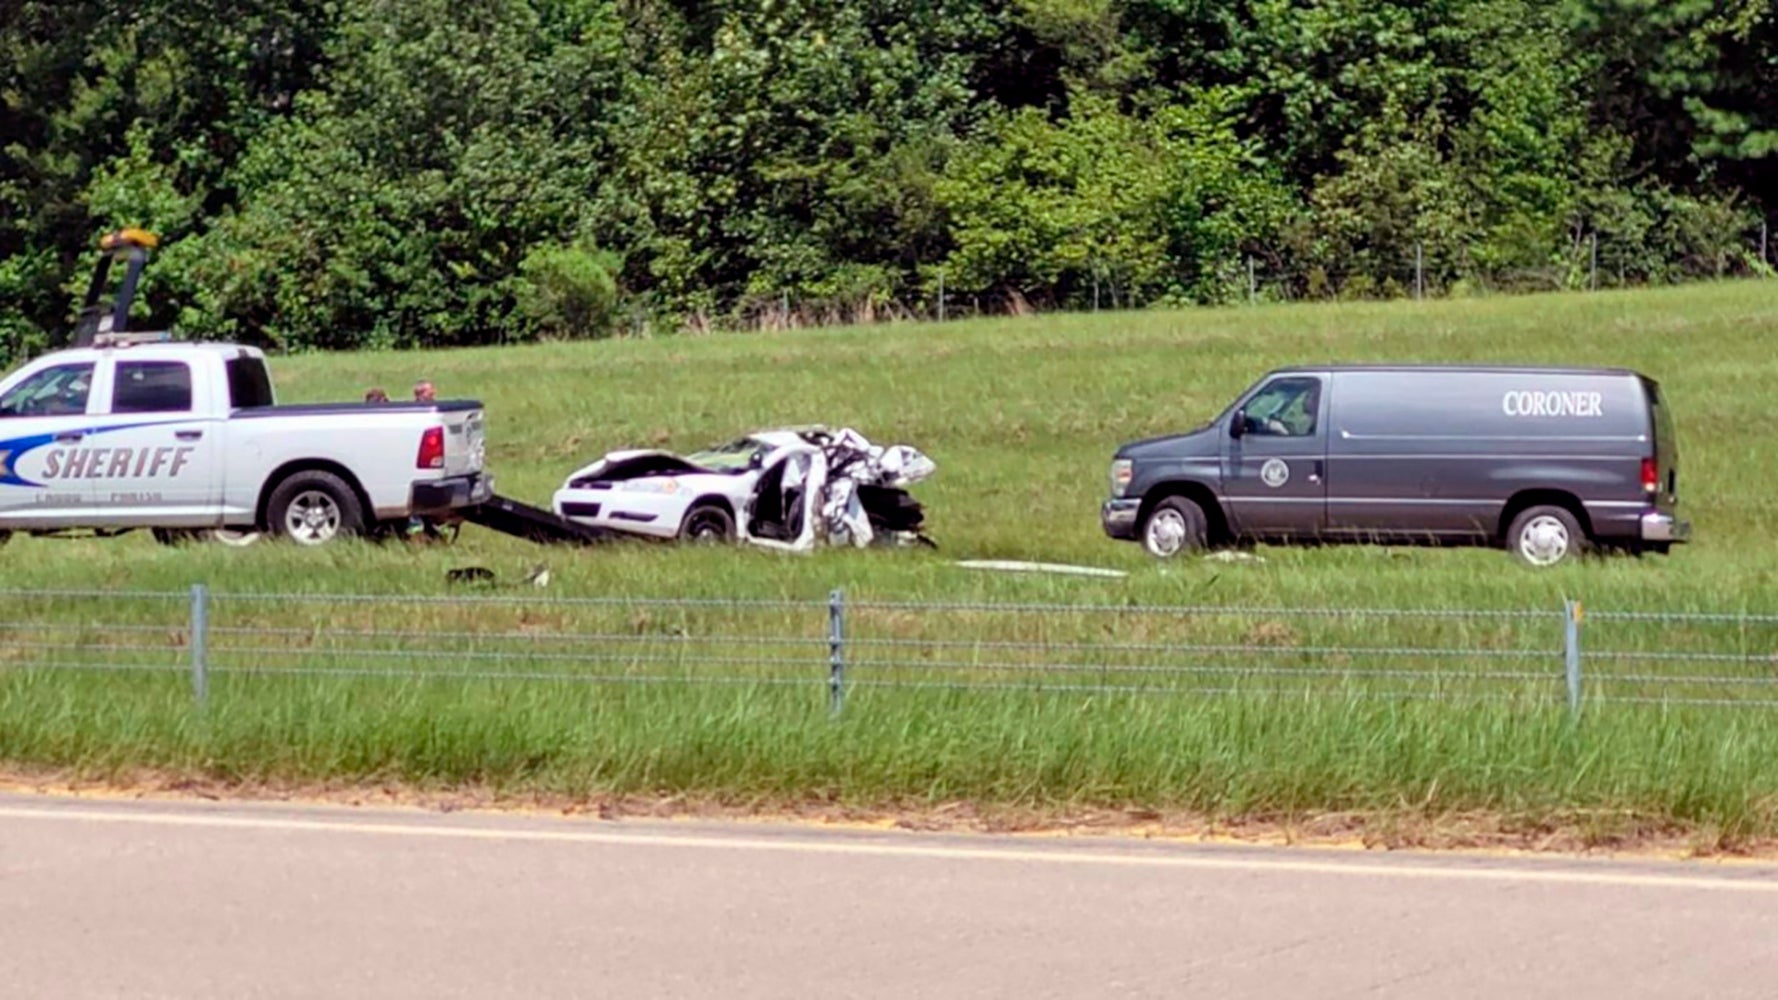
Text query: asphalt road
3 793 1777 999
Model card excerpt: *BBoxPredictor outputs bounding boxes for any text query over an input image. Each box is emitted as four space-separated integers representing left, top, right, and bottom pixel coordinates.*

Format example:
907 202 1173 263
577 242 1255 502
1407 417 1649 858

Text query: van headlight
1110 459 1133 498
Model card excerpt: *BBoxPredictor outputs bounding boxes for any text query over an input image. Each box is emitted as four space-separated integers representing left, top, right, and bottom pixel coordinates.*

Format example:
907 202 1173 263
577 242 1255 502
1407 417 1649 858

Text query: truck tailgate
442 408 486 477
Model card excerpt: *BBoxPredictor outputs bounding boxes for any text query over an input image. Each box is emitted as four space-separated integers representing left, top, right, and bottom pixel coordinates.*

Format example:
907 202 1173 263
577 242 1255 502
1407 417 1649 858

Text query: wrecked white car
550 427 937 551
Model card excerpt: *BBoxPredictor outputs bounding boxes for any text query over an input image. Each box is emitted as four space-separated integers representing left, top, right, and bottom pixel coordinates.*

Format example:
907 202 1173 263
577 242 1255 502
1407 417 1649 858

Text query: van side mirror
1229 409 1246 439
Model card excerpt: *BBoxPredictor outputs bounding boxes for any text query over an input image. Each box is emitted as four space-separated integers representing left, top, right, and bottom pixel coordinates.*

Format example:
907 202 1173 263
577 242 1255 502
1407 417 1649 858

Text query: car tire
0 530 10 548
268 471 364 546
151 528 197 546
154 526 264 548
1507 505 1587 567
680 502 736 543
1141 497 1208 559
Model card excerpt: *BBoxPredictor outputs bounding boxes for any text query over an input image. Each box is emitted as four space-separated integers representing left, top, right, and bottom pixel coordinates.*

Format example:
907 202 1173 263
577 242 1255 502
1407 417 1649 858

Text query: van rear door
1644 377 1678 512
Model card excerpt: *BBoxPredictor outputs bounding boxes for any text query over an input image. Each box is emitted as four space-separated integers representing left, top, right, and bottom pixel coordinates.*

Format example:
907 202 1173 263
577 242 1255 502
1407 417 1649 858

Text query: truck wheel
0 530 10 548
680 502 735 543
1507 505 1587 567
268 472 363 546
1141 497 1208 559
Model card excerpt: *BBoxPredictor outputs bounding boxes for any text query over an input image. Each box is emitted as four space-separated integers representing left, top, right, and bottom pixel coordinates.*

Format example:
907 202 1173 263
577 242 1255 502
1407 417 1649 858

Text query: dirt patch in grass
3 764 1771 863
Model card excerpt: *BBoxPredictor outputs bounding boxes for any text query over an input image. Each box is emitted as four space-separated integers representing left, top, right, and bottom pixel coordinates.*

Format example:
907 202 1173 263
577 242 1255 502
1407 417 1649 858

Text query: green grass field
5 281 1778 844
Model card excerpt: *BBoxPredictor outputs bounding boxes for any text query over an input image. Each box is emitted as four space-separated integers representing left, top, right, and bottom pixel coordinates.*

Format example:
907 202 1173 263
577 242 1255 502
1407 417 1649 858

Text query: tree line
1 0 1773 361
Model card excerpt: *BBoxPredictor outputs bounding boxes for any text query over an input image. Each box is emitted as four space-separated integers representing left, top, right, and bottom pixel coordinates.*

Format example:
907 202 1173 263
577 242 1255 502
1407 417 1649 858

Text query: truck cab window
0 363 96 418
226 356 274 409
112 361 193 414
1240 377 1321 437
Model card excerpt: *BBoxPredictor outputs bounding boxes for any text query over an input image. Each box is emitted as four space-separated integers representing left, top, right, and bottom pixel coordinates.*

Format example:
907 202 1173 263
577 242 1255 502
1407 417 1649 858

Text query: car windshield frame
686 437 770 470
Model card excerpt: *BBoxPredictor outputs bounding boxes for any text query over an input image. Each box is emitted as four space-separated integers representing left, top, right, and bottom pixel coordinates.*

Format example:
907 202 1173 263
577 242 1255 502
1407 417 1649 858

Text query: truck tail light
417 426 445 469
1640 457 1658 494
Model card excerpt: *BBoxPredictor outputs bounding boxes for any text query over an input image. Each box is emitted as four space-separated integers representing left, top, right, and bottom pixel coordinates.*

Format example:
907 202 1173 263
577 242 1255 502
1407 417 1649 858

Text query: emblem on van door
1260 458 1290 488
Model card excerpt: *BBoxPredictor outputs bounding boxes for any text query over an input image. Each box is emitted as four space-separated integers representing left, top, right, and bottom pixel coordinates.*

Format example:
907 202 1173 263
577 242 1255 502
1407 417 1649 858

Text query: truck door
1219 375 1328 538
85 358 222 528
0 360 100 526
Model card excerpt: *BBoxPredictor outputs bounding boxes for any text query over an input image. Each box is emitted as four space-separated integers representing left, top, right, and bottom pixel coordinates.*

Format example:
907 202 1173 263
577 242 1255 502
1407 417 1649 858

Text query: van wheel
268 471 363 546
680 503 735 543
1141 497 1208 559
1507 505 1587 567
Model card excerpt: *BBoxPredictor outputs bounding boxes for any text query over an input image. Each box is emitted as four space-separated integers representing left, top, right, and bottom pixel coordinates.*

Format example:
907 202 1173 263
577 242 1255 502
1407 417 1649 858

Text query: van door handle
54 431 83 444
175 430 203 441
1308 460 1323 484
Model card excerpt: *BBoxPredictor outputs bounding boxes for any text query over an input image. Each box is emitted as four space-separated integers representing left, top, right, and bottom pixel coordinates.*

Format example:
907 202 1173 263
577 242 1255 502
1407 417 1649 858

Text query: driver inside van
1246 379 1320 436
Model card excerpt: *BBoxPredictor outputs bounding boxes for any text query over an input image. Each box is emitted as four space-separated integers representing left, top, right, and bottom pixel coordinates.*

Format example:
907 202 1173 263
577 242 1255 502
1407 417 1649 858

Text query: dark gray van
1101 365 1688 567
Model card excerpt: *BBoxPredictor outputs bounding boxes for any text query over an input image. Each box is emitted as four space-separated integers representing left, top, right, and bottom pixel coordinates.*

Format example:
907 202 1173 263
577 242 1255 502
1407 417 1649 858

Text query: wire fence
4 587 1778 714
689 225 1777 333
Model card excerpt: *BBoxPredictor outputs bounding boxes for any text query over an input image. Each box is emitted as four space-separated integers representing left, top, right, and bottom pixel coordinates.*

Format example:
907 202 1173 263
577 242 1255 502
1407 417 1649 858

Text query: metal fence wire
2 588 1777 713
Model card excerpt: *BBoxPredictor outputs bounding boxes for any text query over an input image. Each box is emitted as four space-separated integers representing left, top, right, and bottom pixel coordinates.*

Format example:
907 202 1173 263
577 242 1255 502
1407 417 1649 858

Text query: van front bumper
1640 511 1690 543
411 472 494 515
1102 498 1141 540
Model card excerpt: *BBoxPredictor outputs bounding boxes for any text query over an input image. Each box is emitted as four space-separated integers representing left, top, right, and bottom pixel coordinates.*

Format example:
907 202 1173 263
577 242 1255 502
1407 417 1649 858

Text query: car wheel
680 503 736 543
1141 497 1208 559
151 528 197 546
154 526 265 547
212 527 262 547
268 471 364 546
0 530 10 548
1507 505 1587 567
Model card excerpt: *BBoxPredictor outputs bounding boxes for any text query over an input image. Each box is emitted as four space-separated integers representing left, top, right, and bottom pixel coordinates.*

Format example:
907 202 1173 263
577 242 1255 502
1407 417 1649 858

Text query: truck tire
1506 505 1587 567
680 502 735 543
268 471 364 546
1141 497 1208 559
0 530 10 548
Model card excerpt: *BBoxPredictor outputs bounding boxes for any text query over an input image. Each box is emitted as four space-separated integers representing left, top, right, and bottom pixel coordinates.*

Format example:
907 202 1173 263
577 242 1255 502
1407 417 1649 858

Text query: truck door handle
54 431 83 444
175 430 203 441
1308 460 1323 484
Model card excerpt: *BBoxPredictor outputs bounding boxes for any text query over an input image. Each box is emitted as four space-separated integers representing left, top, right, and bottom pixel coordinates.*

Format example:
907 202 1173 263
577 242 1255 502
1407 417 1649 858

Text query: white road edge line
1 803 1773 893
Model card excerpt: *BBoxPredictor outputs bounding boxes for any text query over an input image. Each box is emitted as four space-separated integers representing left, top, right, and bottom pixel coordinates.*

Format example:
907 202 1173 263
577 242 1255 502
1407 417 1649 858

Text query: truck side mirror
1229 409 1246 439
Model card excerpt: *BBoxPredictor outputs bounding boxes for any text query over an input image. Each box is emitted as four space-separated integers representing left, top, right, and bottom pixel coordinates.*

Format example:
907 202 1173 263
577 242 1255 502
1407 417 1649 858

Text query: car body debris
954 560 1128 578
551 426 937 551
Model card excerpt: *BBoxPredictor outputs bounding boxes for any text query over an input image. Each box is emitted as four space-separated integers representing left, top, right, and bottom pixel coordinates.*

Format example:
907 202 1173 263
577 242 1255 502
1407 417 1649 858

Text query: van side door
1219 375 1329 538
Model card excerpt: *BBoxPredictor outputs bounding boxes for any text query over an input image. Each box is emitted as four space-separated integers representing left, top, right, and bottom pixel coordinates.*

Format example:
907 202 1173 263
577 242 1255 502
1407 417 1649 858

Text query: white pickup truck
0 334 490 546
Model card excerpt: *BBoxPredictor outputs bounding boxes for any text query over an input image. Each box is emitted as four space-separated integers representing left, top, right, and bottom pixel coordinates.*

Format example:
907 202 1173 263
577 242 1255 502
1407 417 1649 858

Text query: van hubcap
285 491 341 545
1145 510 1187 557
1519 515 1570 566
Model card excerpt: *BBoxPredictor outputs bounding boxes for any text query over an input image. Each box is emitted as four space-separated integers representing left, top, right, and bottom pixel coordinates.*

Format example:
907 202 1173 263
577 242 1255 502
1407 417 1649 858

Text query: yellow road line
3 802 1777 893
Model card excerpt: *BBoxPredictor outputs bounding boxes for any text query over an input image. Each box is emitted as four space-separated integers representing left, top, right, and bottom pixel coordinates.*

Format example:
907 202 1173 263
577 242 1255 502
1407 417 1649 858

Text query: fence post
1589 233 1598 291
828 588 846 716
190 583 209 705
1247 256 1256 304
1415 241 1424 300
937 269 946 323
1762 220 1770 271
1563 599 1583 717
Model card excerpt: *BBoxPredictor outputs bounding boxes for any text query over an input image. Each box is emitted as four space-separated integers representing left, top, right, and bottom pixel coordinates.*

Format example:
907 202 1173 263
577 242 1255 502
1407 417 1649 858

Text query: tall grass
5 673 1777 839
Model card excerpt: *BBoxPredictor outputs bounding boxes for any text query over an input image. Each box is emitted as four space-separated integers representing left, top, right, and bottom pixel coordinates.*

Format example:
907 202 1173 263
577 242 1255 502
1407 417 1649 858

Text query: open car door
739 442 827 552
